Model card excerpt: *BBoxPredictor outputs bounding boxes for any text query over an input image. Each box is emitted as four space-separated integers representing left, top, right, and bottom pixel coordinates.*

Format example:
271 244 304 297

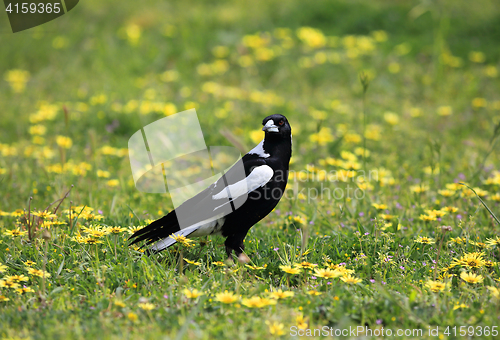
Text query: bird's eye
278 120 284 126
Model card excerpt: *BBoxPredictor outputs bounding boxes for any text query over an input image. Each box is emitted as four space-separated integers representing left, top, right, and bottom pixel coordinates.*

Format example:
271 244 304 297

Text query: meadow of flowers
1 0 500 339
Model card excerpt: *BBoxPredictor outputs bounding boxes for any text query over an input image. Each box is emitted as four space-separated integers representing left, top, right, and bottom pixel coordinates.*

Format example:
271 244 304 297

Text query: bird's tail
128 211 180 250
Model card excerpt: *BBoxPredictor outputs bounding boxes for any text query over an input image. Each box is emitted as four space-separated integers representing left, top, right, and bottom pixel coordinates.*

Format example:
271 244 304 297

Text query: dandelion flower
0 263 7 273
3 228 27 237
26 268 51 278
296 313 309 330
340 274 362 284
451 252 486 269
279 265 302 275
266 321 285 336
15 287 35 295
214 290 238 304
269 289 294 299
5 274 28 282
241 296 276 308
313 268 342 279
486 237 500 248
415 236 435 244
170 234 195 247
425 280 448 292
487 286 500 299
127 312 138 322
245 264 265 270
138 302 155 311
297 261 318 270
182 288 203 299
460 272 483 284
184 258 201 266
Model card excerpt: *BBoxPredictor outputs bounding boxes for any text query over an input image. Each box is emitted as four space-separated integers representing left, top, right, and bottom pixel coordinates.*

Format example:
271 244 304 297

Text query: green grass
1 0 500 339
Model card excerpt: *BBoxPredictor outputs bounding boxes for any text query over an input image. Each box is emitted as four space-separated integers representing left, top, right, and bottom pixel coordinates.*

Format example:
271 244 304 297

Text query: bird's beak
262 120 279 133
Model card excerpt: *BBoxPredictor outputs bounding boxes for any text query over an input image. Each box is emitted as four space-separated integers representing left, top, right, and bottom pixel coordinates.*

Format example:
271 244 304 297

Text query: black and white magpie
129 114 292 262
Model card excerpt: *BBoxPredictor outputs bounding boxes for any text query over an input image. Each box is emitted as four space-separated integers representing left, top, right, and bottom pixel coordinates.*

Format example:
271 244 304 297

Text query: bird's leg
225 244 234 263
225 236 250 264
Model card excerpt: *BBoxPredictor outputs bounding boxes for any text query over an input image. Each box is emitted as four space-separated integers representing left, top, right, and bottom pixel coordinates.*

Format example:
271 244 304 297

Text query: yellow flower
0 279 20 289
297 27 326 48
379 214 396 221
184 258 201 266
127 312 138 322
241 296 276 308
291 215 307 225
15 287 35 295
451 252 486 269
442 206 458 213
425 280 448 292
0 295 9 302
307 290 323 296
183 288 203 299
266 321 285 336
383 112 399 125
170 234 195 247
460 272 483 284
449 237 467 245
114 300 126 308
279 265 302 275
372 203 388 210
487 286 500 299
3 228 28 237
472 97 487 108
32 211 58 219
56 135 73 149
340 274 362 284
138 302 155 311
313 268 342 279
297 261 318 270
296 313 309 330
106 226 127 234
334 266 355 276
214 290 238 304
269 289 294 299
23 260 36 267
309 127 334 146
127 226 143 235
437 106 452 116
0 263 7 273
213 261 226 267
415 236 435 244
453 303 469 310
5 274 29 282
410 184 429 193
4 69 30 92
106 179 120 187
469 51 485 63
486 237 500 248
438 189 455 197
29 124 47 136
245 264 265 270
26 267 51 278
249 130 263 144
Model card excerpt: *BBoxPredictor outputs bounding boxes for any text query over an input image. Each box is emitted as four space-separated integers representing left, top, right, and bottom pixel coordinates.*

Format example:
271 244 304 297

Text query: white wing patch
212 165 273 201
151 216 225 251
248 140 270 158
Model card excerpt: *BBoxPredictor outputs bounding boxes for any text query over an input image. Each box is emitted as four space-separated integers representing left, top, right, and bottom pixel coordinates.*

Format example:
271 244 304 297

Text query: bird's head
261 114 291 139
